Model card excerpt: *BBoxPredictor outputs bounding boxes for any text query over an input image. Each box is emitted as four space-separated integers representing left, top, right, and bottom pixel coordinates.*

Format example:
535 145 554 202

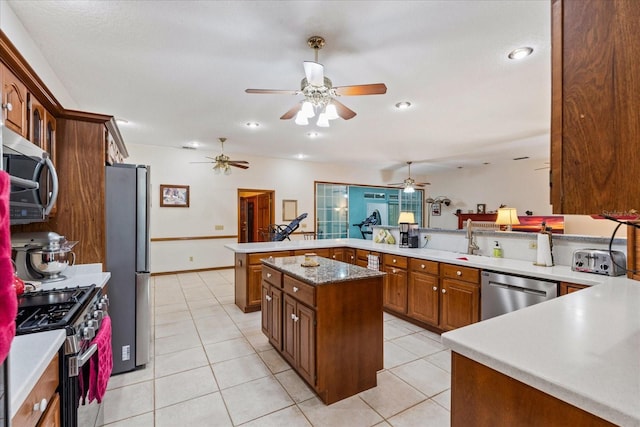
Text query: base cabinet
407 259 440 325
560 281 589 295
383 254 408 314
283 294 316 386
13 352 59 427
235 251 290 312
261 267 283 350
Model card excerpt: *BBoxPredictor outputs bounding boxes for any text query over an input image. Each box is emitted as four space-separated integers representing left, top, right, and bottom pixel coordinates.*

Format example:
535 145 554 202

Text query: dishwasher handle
488 281 548 297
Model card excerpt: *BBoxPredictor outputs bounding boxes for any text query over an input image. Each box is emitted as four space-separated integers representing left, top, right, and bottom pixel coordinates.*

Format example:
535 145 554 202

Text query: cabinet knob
2 102 12 112
393 259 397 263
291 314 299 322
332 255 336 259
456 271 462 276
421 264 425 269
442 289 446 294
293 286 299 293
33 398 48 413
265 295 272 302
392 268 396 274
433 286 438 291
267 273 272 278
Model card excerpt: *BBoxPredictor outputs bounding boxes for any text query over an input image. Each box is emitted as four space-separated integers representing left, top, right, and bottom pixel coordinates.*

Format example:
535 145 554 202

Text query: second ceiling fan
245 36 387 127
389 161 431 193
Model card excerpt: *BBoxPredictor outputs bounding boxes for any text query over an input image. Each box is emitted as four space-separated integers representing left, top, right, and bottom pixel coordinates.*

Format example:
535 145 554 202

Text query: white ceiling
7 0 551 179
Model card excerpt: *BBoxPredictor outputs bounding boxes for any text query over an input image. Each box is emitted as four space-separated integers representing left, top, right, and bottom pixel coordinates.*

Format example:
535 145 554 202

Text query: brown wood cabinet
1 63 28 137
439 263 480 331
559 281 589 295
329 247 356 264
383 254 408 314
262 260 383 404
551 0 640 214
235 251 291 312
261 265 283 350
13 352 59 427
451 352 616 426
355 248 380 268
407 259 440 325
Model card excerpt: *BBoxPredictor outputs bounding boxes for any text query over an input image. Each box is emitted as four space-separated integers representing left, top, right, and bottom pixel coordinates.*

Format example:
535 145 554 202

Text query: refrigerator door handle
135 272 151 367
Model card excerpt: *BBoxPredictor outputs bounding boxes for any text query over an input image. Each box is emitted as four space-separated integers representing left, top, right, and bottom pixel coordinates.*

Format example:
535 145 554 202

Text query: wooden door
408 271 439 326
296 303 316 386
440 279 479 331
257 192 272 240
383 267 407 313
239 198 249 243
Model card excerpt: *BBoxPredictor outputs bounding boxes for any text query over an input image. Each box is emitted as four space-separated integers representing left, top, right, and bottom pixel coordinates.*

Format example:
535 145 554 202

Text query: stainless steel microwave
1 126 58 225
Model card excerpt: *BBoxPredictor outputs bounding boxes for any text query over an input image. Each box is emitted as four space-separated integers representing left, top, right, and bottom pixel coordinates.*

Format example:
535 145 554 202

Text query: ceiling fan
245 35 387 127
192 138 249 175
388 161 431 193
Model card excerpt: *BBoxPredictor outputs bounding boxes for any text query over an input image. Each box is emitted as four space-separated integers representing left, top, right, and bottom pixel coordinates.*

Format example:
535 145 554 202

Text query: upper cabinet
1 63 28 137
551 0 640 214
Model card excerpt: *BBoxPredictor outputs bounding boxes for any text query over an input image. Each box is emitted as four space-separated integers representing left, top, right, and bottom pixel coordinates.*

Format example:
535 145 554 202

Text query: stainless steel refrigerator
105 164 151 374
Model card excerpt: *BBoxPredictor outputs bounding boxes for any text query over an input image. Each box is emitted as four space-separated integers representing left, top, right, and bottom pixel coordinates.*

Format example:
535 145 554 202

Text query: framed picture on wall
476 203 486 214
160 184 190 207
431 202 441 216
283 199 298 221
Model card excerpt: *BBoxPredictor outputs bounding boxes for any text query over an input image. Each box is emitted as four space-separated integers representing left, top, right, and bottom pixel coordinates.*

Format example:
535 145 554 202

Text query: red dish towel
0 171 16 364
88 316 113 403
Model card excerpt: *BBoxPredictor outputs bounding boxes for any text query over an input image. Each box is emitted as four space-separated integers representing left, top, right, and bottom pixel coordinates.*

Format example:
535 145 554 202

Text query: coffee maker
399 223 420 248
407 224 419 248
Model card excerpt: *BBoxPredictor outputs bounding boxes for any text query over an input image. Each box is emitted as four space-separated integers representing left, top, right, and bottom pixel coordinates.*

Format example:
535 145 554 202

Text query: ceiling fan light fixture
325 103 339 120
301 101 315 118
224 165 232 175
316 113 330 127
395 101 412 110
508 47 533 60
403 185 415 194
295 111 309 125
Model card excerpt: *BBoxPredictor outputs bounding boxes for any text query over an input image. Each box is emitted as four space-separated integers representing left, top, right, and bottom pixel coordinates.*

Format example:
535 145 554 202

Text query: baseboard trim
151 266 234 276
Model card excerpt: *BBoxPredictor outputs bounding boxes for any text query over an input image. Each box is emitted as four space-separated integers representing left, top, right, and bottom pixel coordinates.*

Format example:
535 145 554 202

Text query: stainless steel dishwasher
481 271 558 320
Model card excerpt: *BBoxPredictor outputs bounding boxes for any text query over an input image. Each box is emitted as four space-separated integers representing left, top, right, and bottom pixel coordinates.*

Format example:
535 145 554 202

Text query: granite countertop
262 255 384 285
9 264 111 420
442 281 640 426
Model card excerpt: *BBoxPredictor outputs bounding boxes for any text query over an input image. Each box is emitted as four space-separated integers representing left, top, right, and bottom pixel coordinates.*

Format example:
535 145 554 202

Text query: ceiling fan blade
245 88 299 95
303 61 324 86
415 183 431 186
190 161 215 164
332 99 357 120
281 103 302 120
228 160 249 164
228 162 250 169
334 83 388 96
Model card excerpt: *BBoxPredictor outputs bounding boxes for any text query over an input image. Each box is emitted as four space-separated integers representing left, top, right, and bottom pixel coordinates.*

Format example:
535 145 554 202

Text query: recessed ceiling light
508 47 533 60
115 118 129 124
395 101 412 110
307 132 319 138
246 122 260 128
297 153 307 160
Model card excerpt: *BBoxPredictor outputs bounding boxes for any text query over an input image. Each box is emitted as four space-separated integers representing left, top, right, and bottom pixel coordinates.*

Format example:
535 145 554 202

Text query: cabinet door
559 282 588 295
247 264 263 307
383 266 407 313
261 283 270 336
270 287 282 350
37 392 60 427
2 65 28 137
28 94 46 148
296 303 316 386
282 294 296 366
440 279 479 331
407 271 439 326
551 0 640 213
344 248 356 264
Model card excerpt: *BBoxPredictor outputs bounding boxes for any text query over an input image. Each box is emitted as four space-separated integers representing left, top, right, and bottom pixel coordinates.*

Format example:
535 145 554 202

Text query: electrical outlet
215 225 224 230
424 234 431 241
189 256 194 262
529 241 537 249
301 223 307 228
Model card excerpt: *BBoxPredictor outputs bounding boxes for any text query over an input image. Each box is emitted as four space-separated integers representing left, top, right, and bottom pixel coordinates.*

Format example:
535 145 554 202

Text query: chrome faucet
466 219 479 255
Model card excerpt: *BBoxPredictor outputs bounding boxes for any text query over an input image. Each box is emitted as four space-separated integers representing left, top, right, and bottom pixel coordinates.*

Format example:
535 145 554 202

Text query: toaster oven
571 249 626 276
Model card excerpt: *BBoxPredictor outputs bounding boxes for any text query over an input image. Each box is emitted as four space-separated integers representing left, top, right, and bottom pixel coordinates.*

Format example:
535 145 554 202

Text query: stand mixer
11 231 78 282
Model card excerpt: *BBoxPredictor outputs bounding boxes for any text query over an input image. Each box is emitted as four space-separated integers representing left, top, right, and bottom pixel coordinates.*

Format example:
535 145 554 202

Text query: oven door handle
77 343 98 368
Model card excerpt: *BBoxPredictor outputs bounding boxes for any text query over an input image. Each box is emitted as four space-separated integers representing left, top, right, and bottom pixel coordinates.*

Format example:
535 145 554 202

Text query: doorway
238 189 275 242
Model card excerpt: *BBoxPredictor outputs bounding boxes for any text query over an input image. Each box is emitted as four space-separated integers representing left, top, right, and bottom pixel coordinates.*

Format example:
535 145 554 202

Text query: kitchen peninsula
260 255 384 404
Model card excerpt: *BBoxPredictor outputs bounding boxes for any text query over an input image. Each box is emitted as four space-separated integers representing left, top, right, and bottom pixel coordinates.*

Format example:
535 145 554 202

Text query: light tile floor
97 269 452 426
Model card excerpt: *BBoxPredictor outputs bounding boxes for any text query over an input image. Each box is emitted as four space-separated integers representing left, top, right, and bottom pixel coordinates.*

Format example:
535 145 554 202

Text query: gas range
16 285 98 335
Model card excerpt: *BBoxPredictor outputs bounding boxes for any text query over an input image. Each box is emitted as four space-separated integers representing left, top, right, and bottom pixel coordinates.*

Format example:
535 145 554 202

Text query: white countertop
9 264 111 420
442 281 640 426
225 238 613 286
9 330 66 419
227 239 640 425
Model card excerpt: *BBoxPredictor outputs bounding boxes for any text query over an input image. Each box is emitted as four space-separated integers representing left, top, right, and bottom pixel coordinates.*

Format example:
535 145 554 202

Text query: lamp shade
398 212 415 224
495 207 520 230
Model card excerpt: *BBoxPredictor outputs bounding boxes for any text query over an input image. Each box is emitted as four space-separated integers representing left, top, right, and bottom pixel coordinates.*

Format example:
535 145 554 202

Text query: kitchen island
261 255 384 404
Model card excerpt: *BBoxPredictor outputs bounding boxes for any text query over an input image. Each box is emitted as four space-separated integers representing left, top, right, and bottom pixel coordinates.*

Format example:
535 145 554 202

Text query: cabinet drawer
409 258 439 275
249 251 291 264
262 265 282 287
13 352 59 427
383 254 408 269
441 264 480 284
283 275 316 307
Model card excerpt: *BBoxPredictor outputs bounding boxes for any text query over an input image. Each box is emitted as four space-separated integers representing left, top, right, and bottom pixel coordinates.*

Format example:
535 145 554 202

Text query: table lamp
496 207 520 231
